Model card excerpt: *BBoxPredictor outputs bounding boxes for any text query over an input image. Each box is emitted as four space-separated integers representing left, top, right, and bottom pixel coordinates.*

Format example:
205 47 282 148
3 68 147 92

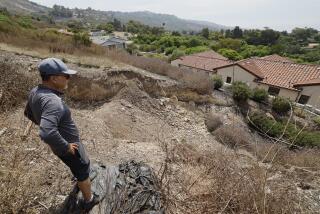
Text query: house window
268 87 280 96
298 95 310 104
226 76 232 83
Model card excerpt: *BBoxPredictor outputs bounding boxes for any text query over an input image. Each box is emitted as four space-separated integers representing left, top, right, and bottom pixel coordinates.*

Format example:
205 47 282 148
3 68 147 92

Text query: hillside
1 0 228 31
0 0 49 14
0 43 320 213
102 11 228 31
0 2 320 213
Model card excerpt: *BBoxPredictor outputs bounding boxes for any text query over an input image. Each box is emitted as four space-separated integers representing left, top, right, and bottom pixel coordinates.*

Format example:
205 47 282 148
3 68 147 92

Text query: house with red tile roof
171 50 231 72
214 55 320 109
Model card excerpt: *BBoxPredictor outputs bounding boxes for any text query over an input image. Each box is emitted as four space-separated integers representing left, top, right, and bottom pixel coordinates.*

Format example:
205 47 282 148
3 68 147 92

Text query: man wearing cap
24 58 99 211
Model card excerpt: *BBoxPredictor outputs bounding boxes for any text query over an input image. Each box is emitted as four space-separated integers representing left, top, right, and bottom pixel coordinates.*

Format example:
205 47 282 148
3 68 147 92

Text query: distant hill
104 11 229 32
1 0 230 32
0 0 49 14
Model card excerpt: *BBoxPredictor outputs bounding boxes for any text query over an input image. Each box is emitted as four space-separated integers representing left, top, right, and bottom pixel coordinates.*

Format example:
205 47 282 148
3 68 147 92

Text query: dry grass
213 126 251 149
165 87 216 104
158 142 308 214
105 49 213 95
293 107 307 119
205 113 223 132
0 116 72 213
253 143 320 170
0 57 38 112
0 29 106 57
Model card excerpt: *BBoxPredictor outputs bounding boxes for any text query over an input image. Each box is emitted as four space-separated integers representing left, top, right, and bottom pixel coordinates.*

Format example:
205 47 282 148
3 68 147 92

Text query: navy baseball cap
38 58 77 76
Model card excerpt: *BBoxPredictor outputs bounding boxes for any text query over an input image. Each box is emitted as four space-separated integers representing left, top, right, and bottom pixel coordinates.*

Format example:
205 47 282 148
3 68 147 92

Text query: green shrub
164 46 176 55
249 112 320 147
218 48 243 60
272 96 291 114
126 43 138 54
169 49 185 61
211 75 223 90
73 32 91 47
17 16 33 29
251 87 268 103
232 81 251 102
0 14 15 33
185 46 210 55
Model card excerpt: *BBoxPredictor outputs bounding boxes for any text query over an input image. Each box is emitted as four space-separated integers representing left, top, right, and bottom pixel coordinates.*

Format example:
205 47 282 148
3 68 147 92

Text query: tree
172 31 181 36
185 46 210 55
151 26 165 35
50 4 73 18
113 18 122 31
231 26 243 38
187 37 203 47
209 31 224 40
240 45 271 58
219 38 243 51
97 23 114 33
314 34 320 42
291 28 311 43
244 29 261 45
218 48 243 60
225 29 232 38
260 28 280 45
271 44 285 55
201 28 209 39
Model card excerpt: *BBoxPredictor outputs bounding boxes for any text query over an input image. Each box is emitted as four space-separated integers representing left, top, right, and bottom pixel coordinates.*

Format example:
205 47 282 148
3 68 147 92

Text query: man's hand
68 143 79 155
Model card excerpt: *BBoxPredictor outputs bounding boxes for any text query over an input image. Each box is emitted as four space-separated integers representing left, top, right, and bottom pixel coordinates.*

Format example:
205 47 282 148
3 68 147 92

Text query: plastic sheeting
61 161 164 214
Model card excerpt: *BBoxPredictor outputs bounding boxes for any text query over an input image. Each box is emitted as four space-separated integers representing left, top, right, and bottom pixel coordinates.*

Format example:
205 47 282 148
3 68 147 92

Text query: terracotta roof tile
192 50 228 60
260 54 293 63
242 59 320 90
293 78 320 87
175 50 231 71
237 60 265 78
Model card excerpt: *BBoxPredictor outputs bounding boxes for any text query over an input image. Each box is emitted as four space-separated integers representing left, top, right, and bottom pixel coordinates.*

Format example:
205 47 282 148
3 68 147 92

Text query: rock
298 182 313 190
0 128 7 137
267 173 282 181
170 95 178 104
121 101 133 108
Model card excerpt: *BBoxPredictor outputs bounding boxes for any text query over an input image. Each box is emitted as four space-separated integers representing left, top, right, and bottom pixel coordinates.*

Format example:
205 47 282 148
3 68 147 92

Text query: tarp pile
61 160 164 214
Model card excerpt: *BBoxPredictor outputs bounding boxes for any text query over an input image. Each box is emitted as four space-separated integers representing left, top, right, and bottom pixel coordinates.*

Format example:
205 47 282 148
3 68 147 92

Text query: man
24 58 99 211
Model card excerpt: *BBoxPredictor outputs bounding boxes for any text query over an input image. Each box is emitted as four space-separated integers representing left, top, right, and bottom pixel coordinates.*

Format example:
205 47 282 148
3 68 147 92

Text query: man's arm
39 98 70 156
24 101 37 124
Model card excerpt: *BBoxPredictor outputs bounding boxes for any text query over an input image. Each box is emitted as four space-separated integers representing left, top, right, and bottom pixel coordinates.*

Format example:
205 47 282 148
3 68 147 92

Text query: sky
31 0 320 31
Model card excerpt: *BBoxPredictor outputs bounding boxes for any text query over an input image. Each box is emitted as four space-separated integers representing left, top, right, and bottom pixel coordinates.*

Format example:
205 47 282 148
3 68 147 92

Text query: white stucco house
214 55 320 109
172 51 320 109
